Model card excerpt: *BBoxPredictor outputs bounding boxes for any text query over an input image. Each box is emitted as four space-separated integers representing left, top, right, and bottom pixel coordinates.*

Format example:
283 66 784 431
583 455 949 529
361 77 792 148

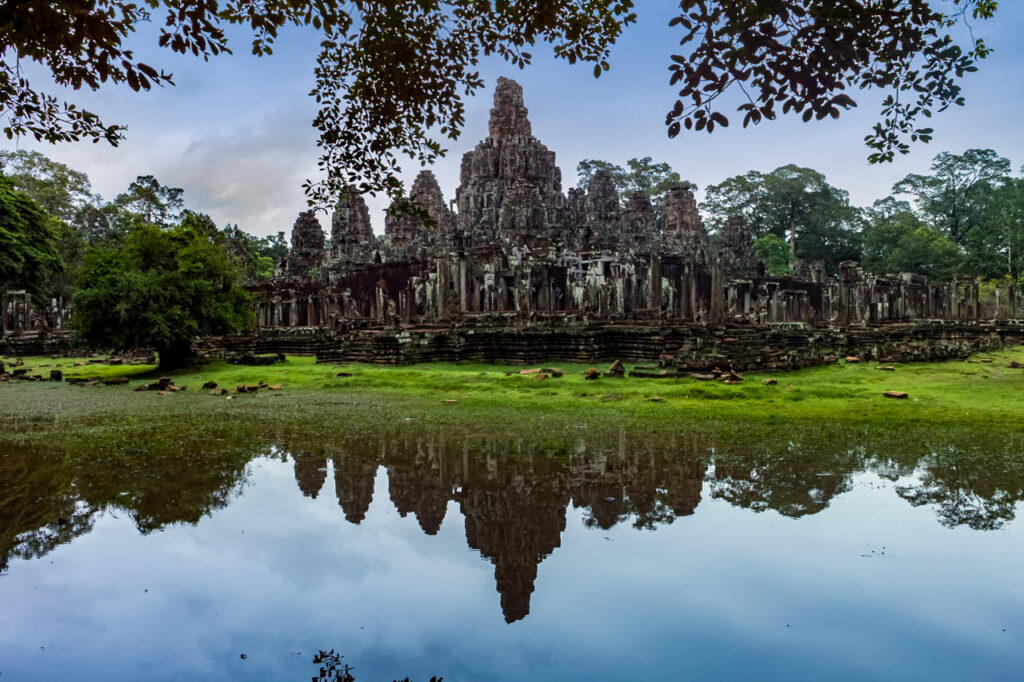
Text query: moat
1 425 1022 681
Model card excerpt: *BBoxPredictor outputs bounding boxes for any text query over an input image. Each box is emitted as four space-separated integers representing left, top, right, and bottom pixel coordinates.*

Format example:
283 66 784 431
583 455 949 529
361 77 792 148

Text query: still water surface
1 429 1022 680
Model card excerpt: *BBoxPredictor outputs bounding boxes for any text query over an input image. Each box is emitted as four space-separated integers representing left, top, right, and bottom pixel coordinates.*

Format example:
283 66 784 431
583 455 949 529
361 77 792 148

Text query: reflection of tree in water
709 448 856 518
566 433 707 530
310 649 441 682
0 445 95 573
895 453 1024 530
73 444 257 534
0 429 264 570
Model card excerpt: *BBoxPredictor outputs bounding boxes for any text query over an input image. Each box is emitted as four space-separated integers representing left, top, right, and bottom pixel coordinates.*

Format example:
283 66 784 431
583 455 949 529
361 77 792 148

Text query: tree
893 148 1012 244
72 213 254 370
258 231 289 264
113 175 185 226
221 223 277 282
1 1 995 205
0 150 93 221
962 177 1024 281
702 165 861 273
576 157 691 218
861 199 963 281
0 177 62 300
752 234 791 276
2 1 635 204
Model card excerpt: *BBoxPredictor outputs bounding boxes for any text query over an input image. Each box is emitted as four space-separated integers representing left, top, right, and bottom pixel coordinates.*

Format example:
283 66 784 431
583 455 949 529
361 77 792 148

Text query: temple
236 77 1023 365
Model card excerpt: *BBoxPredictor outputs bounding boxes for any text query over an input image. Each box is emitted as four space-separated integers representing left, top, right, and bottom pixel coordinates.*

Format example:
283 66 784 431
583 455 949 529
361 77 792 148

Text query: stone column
459 256 468 312
650 256 661 311
436 258 449 319
1 293 7 331
709 261 724 322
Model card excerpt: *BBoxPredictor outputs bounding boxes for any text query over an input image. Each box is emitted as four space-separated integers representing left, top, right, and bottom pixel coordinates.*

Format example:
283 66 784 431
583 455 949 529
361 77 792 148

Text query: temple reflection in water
3 429 1023 623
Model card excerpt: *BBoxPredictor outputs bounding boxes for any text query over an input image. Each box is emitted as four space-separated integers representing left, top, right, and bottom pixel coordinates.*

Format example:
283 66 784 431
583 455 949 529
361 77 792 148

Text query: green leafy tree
577 157 690 198
0 150 93 221
752 234 791 276
861 199 963 281
576 159 629 193
0 177 62 299
113 175 185 226
962 177 1024 281
72 213 254 370
258 231 289 264
0 151 103 295
2 1 995 204
221 223 278 282
702 165 861 274
893 148 1011 245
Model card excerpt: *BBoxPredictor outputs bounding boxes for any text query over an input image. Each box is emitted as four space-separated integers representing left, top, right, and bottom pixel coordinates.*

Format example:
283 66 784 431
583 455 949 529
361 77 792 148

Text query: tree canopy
577 157 691 197
72 212 254 369
702 164 862 274
0 1 995 205
0 176 62 299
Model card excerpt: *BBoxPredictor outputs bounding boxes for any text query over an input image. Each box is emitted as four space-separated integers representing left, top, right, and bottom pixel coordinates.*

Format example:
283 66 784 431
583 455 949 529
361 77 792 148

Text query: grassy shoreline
2 348 1024 449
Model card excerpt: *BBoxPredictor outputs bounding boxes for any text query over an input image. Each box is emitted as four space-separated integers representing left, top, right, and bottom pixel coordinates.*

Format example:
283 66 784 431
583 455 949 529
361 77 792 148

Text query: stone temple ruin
238 77 1024 366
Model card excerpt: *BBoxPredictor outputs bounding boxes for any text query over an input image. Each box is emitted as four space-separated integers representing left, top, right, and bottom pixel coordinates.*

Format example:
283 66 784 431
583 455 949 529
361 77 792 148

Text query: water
1 429 1022 680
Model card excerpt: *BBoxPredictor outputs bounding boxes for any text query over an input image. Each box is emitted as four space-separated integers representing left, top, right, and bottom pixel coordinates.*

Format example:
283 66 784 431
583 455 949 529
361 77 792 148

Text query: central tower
455 77 565 247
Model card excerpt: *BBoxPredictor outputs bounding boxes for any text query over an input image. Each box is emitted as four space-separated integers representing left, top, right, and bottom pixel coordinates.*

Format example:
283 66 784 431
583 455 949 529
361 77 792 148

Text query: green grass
3 348 1024 450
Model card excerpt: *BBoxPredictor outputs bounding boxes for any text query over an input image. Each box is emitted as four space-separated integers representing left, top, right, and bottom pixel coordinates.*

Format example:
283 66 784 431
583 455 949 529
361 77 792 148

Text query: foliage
893 148 1011 245
258 231 289 263
221 224 278 282
2 1 635 204
752 234 791 276
113 175 185 226
702 165 861 273
0 150 92 221
0 177 62 299
577 157 692 200
861 199 963 281
72 213 254 369
664 1 996 162
3 1 998 206
961 177 1024 281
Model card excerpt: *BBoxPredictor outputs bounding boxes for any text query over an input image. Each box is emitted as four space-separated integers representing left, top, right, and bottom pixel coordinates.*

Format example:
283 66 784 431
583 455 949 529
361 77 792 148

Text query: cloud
164 106 321 237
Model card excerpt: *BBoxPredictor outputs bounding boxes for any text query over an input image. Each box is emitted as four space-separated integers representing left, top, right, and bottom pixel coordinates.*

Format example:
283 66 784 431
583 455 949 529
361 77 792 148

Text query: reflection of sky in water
1 454 1022 681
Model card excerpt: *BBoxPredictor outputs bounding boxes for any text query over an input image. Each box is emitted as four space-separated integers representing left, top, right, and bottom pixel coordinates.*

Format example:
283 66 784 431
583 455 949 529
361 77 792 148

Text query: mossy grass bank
3 348 1024 452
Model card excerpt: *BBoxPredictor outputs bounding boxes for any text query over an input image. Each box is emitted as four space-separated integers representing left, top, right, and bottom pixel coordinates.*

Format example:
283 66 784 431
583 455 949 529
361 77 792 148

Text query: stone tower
583 169 621 249
719 214 756 277
283 210 325 275
621 191 658 250
331 187 376 265
384 170 454 258
662 184 708 261
455 77 565 247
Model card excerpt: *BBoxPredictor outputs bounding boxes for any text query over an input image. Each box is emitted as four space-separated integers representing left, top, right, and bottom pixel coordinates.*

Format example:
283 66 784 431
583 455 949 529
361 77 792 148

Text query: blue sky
5 4 1024 237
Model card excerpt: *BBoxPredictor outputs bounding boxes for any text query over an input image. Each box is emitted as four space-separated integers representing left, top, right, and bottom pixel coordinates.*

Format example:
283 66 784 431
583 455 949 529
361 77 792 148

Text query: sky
5 4 1024 238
